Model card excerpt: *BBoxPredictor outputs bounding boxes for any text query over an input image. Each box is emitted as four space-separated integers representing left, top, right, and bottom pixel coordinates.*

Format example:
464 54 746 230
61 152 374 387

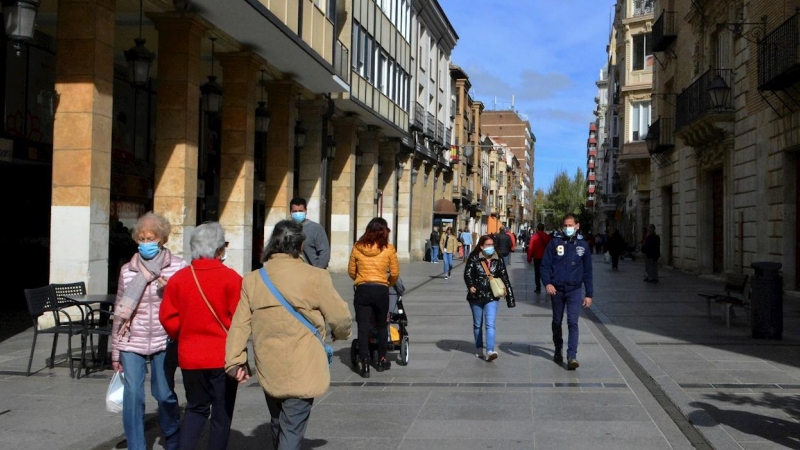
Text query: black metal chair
78 307 114 378
50 282 89 322
24 286 84 377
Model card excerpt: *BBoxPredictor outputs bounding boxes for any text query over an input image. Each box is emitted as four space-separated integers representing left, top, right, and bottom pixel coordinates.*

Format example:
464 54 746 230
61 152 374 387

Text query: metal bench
698 273 749 328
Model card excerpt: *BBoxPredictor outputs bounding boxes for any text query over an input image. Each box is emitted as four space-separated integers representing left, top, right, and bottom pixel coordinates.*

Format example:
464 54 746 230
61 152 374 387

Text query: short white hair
190 222 226 260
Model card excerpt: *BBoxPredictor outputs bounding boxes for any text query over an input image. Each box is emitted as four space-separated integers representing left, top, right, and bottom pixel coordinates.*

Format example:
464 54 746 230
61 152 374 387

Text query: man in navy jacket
541 213 594 370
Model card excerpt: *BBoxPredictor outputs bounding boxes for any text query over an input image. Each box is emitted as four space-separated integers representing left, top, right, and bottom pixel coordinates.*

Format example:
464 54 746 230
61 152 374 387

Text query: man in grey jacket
290 197 331 268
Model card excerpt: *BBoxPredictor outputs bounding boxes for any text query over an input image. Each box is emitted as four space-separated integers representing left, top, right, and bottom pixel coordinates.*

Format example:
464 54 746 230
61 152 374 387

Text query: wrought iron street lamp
124 0 155 86
645 126 659 153
708 74 731 110
2 0 40 43
294 121 307 149
201 37 223 114
255 70 270 134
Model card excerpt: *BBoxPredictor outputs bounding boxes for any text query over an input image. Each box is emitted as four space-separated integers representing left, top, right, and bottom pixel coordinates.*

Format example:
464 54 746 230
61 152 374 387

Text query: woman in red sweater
160 222 243 450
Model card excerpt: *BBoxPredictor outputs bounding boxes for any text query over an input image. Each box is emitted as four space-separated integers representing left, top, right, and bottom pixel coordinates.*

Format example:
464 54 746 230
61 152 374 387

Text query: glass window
632 32 653 71
630 101 651 141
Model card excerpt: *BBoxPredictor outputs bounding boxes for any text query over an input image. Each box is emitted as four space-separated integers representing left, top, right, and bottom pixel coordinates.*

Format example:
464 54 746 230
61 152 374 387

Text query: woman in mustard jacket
348 217 400 378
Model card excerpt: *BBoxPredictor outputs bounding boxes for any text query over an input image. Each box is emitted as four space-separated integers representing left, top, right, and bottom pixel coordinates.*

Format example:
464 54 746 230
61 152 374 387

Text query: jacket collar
191 258 225 270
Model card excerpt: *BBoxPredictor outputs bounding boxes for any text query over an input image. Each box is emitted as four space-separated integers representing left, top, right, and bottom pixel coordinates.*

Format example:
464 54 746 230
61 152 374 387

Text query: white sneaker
486 351 498 362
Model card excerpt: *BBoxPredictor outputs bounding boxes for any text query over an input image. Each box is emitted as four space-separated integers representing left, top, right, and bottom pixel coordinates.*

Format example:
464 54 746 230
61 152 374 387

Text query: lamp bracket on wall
716 15 767 44
650 92 676 107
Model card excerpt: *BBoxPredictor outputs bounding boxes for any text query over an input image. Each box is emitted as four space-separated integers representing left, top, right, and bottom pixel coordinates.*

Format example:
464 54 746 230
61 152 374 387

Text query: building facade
480 109 535 228
649 0 799 287
0 0 474 310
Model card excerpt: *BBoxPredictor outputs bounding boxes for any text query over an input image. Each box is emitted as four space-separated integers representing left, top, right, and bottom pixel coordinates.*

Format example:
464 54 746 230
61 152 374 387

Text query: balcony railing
333 40 350 84
437 121 445 144
676 69 734 131
426 112 436 137
445 127 452 146
653 11 677 52
645 118 675 155
758 12 800 91
412 103 424 130
632 0 653 17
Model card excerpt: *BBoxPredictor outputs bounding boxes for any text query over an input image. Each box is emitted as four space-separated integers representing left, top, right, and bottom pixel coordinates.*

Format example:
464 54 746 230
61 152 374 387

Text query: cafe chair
78 307 114 378
50 282 89 323
24 286 84 377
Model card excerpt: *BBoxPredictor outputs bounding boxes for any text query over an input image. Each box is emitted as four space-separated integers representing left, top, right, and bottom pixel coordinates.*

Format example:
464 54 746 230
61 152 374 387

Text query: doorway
711 169 724 273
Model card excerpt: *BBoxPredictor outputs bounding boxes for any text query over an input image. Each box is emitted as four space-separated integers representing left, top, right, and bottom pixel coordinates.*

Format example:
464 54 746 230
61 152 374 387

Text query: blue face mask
291 212 306 223
564 227 576 237
482 246 495 256
138 242 160 260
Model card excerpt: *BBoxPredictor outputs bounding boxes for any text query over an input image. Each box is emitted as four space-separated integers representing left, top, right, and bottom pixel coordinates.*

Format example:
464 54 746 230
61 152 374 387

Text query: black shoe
506 299 516 308
554 350 563 364
567 359 579 370
375 358 391 372
359 361 370 378
448 271 451 278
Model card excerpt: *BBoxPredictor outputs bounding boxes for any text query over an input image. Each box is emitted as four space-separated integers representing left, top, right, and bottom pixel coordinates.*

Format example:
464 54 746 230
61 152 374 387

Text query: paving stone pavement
0 252 798 449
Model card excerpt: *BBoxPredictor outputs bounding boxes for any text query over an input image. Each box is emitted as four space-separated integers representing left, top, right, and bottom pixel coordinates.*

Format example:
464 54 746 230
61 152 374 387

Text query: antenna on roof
511 95 515 109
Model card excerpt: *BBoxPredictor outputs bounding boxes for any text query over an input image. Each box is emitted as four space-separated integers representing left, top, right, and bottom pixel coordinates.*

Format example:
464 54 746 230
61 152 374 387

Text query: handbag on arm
190 266 251 377
480 259 507 298
259 267 334 367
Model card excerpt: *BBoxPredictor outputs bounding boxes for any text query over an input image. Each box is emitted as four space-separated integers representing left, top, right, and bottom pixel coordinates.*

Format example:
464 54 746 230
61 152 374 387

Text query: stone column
395 152 413 263
410 159 427 260
423 162 435 239
49 0 115 291
217 52 263 275
297 99 328 224
264 81 300 232
355 128 380 235
328 116 358 272
150 13 210 258
379 140 399 247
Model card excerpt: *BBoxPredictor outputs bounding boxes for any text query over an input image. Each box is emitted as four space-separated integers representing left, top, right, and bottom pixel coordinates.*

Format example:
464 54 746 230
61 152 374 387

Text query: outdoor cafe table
67 294 115 371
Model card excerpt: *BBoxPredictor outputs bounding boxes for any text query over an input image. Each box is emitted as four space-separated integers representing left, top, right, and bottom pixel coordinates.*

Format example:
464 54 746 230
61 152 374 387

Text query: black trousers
611 253 620 269
354 284 390 362
180 368 238 450
533 258 543 290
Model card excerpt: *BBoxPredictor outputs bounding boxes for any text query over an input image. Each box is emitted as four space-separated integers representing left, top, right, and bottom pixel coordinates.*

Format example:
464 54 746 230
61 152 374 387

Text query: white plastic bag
604 252 611 264
105 371 124 413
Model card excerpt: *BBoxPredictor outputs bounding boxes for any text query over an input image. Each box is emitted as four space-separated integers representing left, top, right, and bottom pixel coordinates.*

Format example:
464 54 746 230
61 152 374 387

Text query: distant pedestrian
160 222 242 450
440 227 458 278
642 224 661 282
429 227 440 263
226 220 352 450
596 231 605 254
542 214 593 371
585 232 595 253
460 228 473 258
290 197 330 269
112 212 186 450
607 228 625 270
527 223 552 294
494 227 513 266
464 235 516 362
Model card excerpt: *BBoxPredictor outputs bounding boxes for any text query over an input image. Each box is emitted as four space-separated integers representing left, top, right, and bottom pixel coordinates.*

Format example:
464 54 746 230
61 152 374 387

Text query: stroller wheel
350 340 359 367
398 336 410 366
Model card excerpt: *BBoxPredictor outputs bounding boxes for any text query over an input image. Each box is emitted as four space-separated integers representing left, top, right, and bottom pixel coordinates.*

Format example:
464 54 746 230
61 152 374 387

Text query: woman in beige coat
226 220 352 450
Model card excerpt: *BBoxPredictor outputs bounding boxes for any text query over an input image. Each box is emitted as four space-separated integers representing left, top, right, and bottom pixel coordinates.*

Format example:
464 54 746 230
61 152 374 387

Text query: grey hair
261 220 305 263
191 222 226 260
130 212 171 243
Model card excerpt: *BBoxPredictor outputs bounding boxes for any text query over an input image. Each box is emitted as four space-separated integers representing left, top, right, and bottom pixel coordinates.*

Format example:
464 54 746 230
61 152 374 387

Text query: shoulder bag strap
190 265 228 334
480 259 494 279
259 267 324 343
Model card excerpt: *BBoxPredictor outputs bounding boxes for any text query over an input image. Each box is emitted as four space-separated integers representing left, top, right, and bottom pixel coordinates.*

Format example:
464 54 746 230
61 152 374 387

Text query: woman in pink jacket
111 212 187 450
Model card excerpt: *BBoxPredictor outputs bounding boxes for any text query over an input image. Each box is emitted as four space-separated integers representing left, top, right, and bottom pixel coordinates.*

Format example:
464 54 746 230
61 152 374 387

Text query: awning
433 199 458 216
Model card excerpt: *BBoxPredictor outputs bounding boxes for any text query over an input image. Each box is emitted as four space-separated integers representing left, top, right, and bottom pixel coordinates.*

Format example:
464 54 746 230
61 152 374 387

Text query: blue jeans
443 252 454 274
502 254 510 267
119 349 181 450
470 300 498 352
551 289 583 359
431 245 439 262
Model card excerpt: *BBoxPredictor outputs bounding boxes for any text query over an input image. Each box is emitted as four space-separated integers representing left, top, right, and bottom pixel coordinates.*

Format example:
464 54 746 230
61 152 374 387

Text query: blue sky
439 0 614 191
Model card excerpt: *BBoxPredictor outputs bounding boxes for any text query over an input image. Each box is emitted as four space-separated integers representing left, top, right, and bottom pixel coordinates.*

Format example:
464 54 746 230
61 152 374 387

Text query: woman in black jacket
463 235 516 362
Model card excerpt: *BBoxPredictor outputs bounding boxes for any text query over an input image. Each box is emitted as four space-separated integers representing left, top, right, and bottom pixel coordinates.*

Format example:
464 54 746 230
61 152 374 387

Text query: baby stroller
350 278 410 366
